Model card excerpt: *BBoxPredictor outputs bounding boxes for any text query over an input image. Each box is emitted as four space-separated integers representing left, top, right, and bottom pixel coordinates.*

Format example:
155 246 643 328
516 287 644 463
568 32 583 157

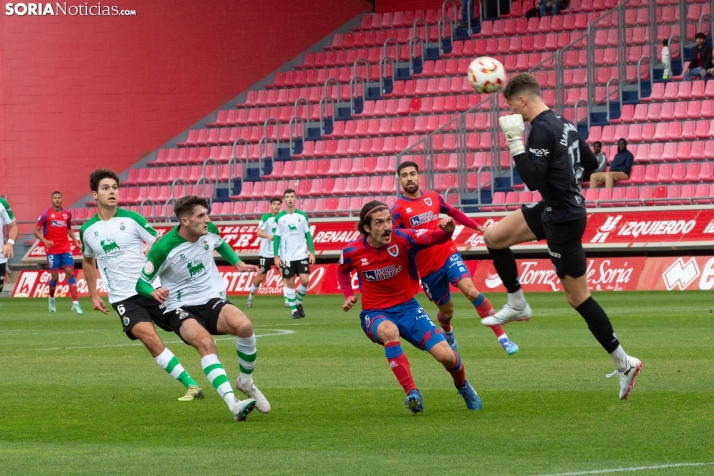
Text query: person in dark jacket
685 33 714 82
589 138 633 189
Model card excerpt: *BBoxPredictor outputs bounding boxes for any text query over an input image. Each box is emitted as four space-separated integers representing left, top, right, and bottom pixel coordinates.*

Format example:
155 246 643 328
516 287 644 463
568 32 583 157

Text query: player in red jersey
391 161 520 355
34 191 83 314
337 200 482 414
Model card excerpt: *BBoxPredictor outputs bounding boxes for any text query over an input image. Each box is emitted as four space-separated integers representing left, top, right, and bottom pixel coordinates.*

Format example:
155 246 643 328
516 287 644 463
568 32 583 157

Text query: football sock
445 351 466 387
68 277 78 301
153 348 198 388
296 283 308 304
487 247 521 294
507 289 527 309
472 294 504 337
437 311 452 333
201 354 235 409
609 345 628 372
384 342 417 394
575 297 620 354
236 334 257 388
249 284 259 296
284 287 297 313
49 280 57 298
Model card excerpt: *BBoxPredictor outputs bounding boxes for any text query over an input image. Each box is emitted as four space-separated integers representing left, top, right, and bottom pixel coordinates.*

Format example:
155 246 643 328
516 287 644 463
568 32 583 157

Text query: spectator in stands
661 39 671 80
589 138 633 190
539 0 565 16
582 141 607 184
684 33 713 82
460 0 475 27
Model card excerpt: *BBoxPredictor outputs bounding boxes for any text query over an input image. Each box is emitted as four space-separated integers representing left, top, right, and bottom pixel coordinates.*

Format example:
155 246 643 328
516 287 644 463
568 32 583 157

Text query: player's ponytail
357 200 389 236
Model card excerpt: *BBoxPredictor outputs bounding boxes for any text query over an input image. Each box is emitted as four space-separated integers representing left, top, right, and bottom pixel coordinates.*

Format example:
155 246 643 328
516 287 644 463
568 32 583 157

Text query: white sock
236 334 257 388
498 334 508 342
49 297 55 301
249 284 259 295
507 289 526 309
73 300 79 305
284 286 297 311
296 283 308 304
609 345 628 372
200 354 235 410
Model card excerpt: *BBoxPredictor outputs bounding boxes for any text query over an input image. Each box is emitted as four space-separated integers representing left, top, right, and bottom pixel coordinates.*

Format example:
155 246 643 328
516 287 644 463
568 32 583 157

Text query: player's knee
378 323 400 343
482 229 500 249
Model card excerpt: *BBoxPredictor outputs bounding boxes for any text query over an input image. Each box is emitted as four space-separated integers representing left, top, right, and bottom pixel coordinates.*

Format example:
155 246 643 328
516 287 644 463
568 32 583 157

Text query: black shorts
0 262 5 293
111 294 172 341
280 258 310 279
258 256 278 275
521 202 588 280
168 298 232 341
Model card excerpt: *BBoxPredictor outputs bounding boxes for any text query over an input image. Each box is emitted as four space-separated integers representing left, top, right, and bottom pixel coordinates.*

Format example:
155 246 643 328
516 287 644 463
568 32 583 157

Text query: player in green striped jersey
136 195 270 422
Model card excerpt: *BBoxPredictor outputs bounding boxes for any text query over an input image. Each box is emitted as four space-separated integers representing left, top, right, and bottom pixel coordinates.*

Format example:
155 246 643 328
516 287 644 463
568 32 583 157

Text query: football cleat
457 381 482 410
291 311 301 319
481 302 532 326
232 397 257 422
606 356 643 400
48 298 56 314
404 389 423 415
178 385 204 402
296 303 305 318
71 303 84 315
499 337 519 355
235 380 271 413
443 331 458 351
246 295 254 308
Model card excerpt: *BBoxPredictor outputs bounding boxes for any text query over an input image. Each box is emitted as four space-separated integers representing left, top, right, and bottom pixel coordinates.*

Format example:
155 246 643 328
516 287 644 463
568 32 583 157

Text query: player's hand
499 114 526 156
150 286 169 304
43 239 54 248
274 257 281 270
476 224 487 234
342 295 358 312
685 68 689 74
309 253 315 265
236 261 259 273
73 240 82 249
439 217 456 234
2 243 13 259
91 295 109 315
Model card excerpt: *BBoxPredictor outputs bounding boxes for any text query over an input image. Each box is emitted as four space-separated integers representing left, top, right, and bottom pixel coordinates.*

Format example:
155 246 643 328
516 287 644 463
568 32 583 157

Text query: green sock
201 354 235 410
154 349 197 388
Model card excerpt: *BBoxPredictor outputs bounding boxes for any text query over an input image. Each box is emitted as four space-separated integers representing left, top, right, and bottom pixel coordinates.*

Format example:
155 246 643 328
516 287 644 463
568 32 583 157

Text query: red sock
475 296 505 338
69 283 78 300
446 351 466 387
384 342 417 394
49 280 56 298
437 311 452 333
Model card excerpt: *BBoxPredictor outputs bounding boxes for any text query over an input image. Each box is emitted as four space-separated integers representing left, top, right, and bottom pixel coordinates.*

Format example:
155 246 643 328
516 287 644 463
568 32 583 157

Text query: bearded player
338 200 481 414
391 161 519 355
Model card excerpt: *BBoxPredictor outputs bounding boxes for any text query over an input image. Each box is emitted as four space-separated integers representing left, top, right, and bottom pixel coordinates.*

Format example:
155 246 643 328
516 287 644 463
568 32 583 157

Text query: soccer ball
467 56 508 94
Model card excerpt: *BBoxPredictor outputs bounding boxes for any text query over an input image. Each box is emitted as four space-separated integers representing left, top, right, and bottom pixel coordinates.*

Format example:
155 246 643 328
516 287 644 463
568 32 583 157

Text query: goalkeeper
477 73 642 401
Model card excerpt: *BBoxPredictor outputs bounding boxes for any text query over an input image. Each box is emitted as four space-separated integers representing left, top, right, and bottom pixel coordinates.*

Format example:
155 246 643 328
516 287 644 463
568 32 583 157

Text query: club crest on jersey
143 261 154 274
423 198 432 206
387 245 399 257
180 253 186 260
119 222 125 231
203 240 209 250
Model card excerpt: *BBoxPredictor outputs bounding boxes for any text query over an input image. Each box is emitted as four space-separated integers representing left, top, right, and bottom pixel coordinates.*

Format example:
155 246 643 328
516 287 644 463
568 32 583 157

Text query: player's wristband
507 139 525 158
7 239 14 245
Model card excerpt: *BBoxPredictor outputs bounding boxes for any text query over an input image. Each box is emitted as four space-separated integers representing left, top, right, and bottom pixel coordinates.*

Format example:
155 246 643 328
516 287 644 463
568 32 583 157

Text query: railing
230 137 248 190
574 99 590 131
201 157 219 192
258 137 275 176
379 56 395 94
349 76 365 115
605 78 622 123
263 117 280 150
441 0 457 23
636 56 652 101
138 198 157 221
408 36 424 76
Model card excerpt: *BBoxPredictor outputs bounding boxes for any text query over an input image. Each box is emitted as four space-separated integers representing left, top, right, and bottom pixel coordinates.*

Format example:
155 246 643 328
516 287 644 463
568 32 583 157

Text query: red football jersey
37 208 73 254
338 228 447 311
391 190 457 277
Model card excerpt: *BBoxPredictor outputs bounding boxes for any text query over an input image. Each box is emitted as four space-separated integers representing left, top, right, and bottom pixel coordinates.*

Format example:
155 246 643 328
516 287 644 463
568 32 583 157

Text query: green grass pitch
0 292 713 475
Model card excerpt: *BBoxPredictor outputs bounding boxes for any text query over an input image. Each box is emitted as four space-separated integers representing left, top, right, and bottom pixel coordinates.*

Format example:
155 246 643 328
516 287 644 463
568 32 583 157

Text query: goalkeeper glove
499 114 525 157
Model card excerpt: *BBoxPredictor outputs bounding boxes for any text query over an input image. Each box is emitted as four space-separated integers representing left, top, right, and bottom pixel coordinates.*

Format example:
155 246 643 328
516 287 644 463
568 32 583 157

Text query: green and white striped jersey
273 209 311 262
80 208 159 304
0 198 16 265
139 222 234 312
258 212 278 258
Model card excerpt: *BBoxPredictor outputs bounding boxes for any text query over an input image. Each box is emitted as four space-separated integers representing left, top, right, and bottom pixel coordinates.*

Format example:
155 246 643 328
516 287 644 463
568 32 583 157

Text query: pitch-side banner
12 257 714 298
22 208 714 262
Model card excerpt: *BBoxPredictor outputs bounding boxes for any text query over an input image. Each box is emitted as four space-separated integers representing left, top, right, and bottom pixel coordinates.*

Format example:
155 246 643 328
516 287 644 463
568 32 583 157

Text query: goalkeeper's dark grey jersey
512 109 598 225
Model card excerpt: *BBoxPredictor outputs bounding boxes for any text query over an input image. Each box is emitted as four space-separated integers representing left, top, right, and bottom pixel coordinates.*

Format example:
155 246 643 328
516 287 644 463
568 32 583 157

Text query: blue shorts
420 252 471 306
359 298 445 352
47 252 74 270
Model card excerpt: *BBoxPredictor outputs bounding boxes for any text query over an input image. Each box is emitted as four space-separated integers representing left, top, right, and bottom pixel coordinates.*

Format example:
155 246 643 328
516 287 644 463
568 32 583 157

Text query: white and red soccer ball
467 56 508 94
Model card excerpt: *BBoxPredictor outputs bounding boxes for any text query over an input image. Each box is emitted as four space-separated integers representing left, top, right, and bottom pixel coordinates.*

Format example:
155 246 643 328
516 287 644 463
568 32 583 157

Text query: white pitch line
8 329 295 352
531 462 714 476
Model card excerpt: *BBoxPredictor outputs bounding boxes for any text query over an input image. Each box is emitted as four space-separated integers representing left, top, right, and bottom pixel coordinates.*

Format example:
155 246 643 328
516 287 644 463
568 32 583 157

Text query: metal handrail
437 15 454 55
379 56 395 95
258 137 276 177
319 96 335 135
699 14 712 38
409 36 425 76
383 38 399 73
443 186 461 208
231 138 248 188
138 198 157 221
668 34 683 70
604 78 622 122
475 165 493 206
195 177 213 207
162 198 176 219
574 99 590 131
200 157 219 192
412 18 429 45
169 178 187 201
636 56 652 100
441 0 457 23
263 117 280 150
294 97 311 130
352 58 370 85
349 76 366 114
289 115 306 154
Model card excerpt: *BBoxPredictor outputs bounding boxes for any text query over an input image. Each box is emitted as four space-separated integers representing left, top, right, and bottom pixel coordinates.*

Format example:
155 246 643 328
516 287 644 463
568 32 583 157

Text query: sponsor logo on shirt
101 238 120 254
529 148 550 157
409 211 437 227
51 220 65 227
187 260 206 277
363 264 402 281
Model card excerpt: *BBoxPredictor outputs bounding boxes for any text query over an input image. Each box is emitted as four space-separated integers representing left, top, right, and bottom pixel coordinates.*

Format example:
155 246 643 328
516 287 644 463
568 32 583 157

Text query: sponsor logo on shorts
212 300 225 309
548 249 561 259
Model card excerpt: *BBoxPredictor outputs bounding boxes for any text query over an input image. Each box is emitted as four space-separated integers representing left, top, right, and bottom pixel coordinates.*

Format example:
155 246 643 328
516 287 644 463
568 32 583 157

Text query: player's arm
209 223 259 273
390 204 406 229
578 138 599 174
136 247 169 303
67 213 81 249
1 199 18 258
500 115 549 191
299 211 316 265
403 217 456 251
82 254 109 314
439 195 481 230
256 218 273 240
273 215 283 268
336 250 358 312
